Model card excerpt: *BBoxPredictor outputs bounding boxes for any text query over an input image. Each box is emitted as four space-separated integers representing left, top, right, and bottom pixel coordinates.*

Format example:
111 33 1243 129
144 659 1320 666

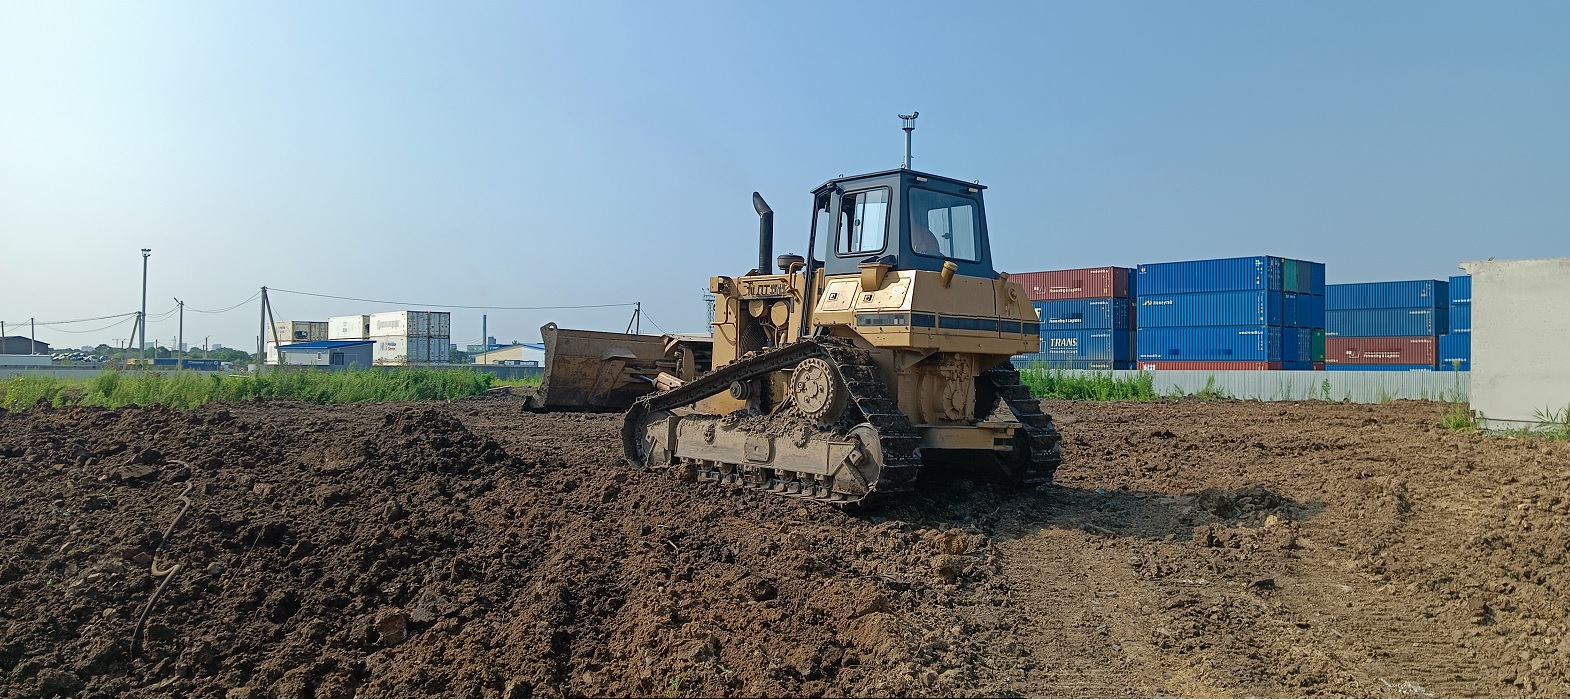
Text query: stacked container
1013 267 1135 369
1134 256 1326 370
368 310 453 366
1324 280 1447 371
328 314 371 340
264 320 329 364
1437 274 1470 371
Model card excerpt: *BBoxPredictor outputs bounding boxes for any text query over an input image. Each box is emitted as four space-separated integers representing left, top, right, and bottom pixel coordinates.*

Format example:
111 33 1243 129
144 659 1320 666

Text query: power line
639 311 670 335
39 315 140 335
268 287 640 311
3 311 139 327
187 291 262 314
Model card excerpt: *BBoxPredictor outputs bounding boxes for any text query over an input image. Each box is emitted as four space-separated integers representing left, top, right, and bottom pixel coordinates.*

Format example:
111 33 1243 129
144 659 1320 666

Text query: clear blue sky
2 1 1567 350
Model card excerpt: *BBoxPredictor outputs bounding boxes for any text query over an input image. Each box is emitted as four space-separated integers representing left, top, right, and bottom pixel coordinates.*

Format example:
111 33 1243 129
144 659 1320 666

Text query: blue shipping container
1281 327 1314 364
1447 303 1470 333
1032 299 1133 330
1438 333 1470 370
1326 307 1447 337
1324 365 1442 372
1283 292 1327 329
1137 326 1283 362
1309 263 1327 297
1326 280 1447 310
1448 275 1471 305
1135 291 1281 327
1137 256 1283 295
1036 329 1133 362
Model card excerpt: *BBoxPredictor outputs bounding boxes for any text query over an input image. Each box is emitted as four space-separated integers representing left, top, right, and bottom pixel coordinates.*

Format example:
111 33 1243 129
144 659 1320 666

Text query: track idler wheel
791 357 848 425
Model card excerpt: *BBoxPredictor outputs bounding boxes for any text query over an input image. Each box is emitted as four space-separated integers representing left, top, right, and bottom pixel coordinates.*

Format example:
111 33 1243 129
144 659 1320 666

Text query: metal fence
1046 369 1469 403
1 364 543 382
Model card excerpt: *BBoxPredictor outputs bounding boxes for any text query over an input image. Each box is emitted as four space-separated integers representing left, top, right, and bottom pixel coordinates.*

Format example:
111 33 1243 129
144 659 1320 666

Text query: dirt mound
0 402 1005 698
4 395 1569 697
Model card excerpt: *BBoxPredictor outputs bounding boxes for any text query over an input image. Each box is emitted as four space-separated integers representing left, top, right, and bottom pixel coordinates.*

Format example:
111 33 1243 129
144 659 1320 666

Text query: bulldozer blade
524 323 671 411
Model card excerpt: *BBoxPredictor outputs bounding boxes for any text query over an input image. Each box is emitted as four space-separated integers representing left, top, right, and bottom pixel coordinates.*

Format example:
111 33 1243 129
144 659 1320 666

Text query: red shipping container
1139 361 1283 371
1324 336 1438 365
1013 267 1132 301
1312 363 1325 371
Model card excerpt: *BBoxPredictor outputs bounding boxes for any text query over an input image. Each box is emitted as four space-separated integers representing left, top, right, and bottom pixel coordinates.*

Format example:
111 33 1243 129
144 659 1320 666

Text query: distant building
470 343 545 366
0 336 49 355
274 340 375 369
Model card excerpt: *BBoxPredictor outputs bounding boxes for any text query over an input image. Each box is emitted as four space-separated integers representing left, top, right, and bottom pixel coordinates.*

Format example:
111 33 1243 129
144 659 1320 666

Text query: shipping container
1281 327 1313 364
328 315 371 340
1282 292 1327 329
1325 307 1446 337
1282 260 1328 295
368 311 452 338
1135 291 1282 327
1448 275 1471 305
1031 299 1133 329
1325 280 1447 310
1035 330 1133 363
1447 303 1470 333
1136 256 1282 295
371 335 449 365
269 320 328 344
1311 328 1326 362
1324 365 1439 372
1014 267 1132 301
1137 326 1283 362
1324 336 1438 366
1438 333 1470 370
1138 361 1300 371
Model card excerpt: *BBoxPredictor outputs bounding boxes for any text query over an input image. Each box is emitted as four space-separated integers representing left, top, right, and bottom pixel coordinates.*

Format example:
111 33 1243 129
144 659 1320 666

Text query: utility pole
139 248 151 366
174 297 184 370
257 286 267 374
29 318 35 355
625 302 642 335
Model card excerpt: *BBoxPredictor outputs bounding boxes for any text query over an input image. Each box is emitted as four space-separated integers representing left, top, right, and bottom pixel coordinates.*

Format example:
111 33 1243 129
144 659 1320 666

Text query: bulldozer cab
811 169 998 281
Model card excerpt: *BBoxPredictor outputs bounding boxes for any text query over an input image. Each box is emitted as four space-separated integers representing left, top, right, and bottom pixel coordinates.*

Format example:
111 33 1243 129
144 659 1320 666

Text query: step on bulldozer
527 115 1061 504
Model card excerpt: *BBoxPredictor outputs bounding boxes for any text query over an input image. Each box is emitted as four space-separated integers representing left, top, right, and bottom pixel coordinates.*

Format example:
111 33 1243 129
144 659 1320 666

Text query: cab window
908 187 979 262
837 188 890 256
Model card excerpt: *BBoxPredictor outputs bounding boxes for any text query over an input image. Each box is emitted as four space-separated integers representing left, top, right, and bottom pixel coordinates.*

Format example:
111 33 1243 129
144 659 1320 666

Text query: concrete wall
1043 369 1469 403
1461 257 1570 430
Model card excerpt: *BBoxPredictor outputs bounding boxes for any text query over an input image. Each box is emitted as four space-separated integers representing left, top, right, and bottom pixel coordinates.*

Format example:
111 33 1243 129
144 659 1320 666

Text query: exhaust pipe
752 192 773 274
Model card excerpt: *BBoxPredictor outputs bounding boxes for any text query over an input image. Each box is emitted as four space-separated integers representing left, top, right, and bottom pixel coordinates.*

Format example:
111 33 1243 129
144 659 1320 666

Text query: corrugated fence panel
1033 369 1469 403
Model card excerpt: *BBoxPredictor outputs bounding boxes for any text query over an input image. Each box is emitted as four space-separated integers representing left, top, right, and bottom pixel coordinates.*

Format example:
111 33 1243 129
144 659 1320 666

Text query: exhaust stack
899 111 919 169
752 192 773 273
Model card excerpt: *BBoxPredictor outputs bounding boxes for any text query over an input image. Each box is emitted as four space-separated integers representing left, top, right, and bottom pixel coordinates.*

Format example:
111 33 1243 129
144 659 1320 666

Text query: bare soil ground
0 395 1566 697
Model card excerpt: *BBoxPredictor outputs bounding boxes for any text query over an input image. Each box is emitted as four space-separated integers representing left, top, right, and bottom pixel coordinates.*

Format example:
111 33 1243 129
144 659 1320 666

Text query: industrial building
274 340 375 369
0 336 49 355
470 343 545 366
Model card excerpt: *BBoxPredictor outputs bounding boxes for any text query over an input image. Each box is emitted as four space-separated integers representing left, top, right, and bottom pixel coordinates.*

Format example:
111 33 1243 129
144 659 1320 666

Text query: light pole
139 248 151 366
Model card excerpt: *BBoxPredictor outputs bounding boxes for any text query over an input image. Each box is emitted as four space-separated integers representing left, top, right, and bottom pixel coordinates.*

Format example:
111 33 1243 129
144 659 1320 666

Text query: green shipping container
1284 261 1301 295
1311 328 1326 361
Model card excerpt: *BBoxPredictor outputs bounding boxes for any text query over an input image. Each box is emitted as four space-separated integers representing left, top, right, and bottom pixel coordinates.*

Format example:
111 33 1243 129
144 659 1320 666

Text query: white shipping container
271 320 328 344
328 315 370 340
372 335 449 365
368 311 451 338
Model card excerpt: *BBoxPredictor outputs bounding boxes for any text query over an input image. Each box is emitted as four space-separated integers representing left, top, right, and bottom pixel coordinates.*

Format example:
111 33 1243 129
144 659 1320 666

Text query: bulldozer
527 116 1061 504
